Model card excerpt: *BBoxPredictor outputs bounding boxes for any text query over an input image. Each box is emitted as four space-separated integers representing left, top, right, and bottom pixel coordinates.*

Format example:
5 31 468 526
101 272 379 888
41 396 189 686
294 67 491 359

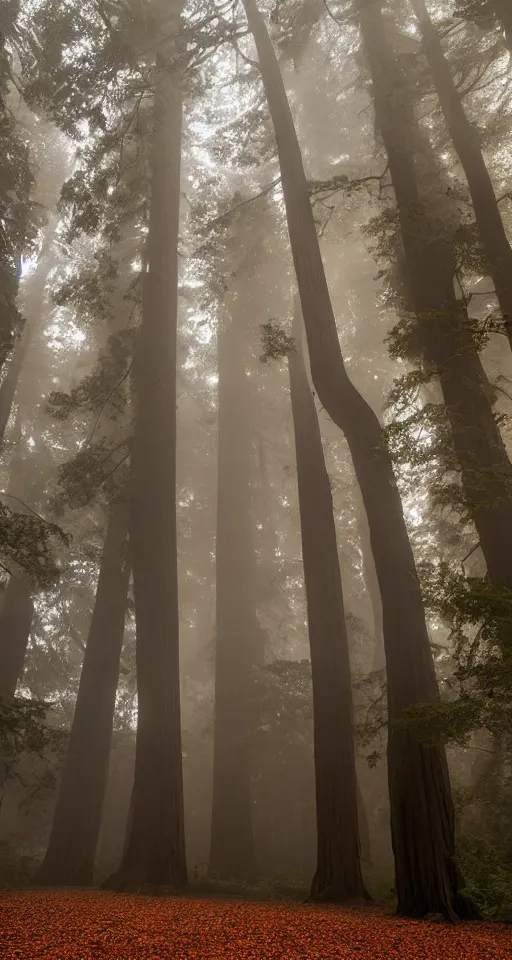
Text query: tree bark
114 69 187 891
241 0 477 922
356 777 372 865
0 574 33 699
38 500 130 886
356 495 385 673
288 302 367 901
362 0 512 635
411 0 512 347
495 0 512 49
209 300 261 883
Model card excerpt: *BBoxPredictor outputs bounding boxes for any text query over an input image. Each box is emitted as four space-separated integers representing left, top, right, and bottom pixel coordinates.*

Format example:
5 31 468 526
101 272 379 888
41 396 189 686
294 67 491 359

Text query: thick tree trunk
38 501 130 886
0 574 33 699
114 70 187 891
242 0 477 922
209 302 261 883
362 1 512 632
411 0 512 347
288 303 367 901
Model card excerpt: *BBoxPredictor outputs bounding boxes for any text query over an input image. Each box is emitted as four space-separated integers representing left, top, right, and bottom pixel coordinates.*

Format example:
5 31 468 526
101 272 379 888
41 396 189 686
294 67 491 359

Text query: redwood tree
241 0 477 922
209 290 262 883
38 500 130 886
410 0 512 348
114 65 187 891
360 0 512 643
286 300 367 901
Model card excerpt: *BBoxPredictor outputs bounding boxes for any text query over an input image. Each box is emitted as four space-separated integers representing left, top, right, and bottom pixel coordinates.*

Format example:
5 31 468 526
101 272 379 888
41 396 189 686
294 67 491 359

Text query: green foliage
457 840 512 921
0 501 68 586
259 320 295 363
57 437 131 509
455 761 512 921
47 329 134 421
391 697 482 748
0 696 64 782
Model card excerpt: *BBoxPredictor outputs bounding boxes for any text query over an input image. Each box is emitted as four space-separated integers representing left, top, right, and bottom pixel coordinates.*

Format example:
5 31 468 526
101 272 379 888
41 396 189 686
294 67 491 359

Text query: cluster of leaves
455 751 512 920
56 437 131 510
259 319 295 363
47 329 134 423
385 561 512 750
0 695 64 783
0 501 69 586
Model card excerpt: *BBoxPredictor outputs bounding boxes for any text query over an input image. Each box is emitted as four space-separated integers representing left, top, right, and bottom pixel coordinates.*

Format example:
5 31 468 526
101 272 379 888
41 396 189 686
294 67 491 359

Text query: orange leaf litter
0 891 511 959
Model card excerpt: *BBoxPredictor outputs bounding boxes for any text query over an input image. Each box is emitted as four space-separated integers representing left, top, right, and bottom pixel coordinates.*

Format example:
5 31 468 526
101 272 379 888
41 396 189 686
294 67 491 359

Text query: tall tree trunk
410 0 512 347
356 777 372 865
0 224 57 446
0 574 33 699
288 302 367 901
495 0 512 49
362 1 512 633
209 301 261 883
356 495 385 672
114 69 187 891
241 0 477 922
0 417 34 700
38 500 130 886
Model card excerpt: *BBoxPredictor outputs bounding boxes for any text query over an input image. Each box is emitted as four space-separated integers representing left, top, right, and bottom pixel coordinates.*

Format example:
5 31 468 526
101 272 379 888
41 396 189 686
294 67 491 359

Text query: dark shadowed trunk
411 0 512 346
362 1 512 637
356 778 372 865
242 0 477 922
38 500 130 886
209 299 261 883
0 574 33 699
288 301 367 901
114 69 187 891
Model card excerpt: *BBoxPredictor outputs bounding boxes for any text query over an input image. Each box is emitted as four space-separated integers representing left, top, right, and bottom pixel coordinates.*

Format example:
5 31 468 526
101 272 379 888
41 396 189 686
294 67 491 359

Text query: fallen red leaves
0 891 510 959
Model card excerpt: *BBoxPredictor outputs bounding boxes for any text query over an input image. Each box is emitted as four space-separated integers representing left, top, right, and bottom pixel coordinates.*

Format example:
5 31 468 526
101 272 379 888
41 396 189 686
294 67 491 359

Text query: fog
1 0 512 942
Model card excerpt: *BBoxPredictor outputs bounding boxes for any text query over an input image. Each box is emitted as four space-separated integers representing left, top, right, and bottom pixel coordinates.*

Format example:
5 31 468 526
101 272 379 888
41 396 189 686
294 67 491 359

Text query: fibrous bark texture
289 302 367 902
38 501 130 887
242 0 477 922
115 70 187 891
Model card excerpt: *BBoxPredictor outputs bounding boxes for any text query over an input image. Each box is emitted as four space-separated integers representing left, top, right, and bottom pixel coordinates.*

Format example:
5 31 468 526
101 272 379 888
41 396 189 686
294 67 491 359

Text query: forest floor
0 890 510 959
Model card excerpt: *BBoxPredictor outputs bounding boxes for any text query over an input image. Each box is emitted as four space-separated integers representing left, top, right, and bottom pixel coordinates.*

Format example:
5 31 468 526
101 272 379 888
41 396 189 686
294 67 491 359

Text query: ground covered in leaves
0 891 511 959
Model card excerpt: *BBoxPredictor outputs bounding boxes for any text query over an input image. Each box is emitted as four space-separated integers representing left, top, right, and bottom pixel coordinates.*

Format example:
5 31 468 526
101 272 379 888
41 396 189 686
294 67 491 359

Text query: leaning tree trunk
288 301 367 902
38 500 130 886
362 1 512 643
114 69 187 891
242 0 477 922
209 299 261 883
410 0 512 348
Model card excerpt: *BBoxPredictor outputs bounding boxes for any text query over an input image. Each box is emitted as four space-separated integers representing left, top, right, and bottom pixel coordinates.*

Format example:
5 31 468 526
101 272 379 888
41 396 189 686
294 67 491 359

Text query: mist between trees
0 0 512 927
